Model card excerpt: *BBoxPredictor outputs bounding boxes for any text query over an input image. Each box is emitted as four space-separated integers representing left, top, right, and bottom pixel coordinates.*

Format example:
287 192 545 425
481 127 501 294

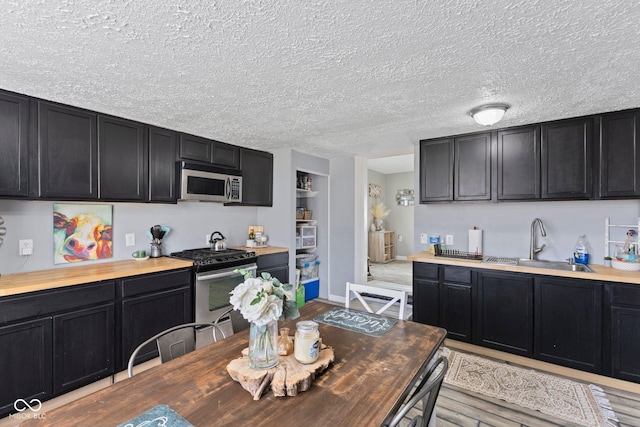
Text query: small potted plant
604 256 612 267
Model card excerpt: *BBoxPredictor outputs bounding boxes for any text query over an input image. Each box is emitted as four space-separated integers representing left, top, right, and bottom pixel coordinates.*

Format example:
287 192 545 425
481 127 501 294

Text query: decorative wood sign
368 183 382 198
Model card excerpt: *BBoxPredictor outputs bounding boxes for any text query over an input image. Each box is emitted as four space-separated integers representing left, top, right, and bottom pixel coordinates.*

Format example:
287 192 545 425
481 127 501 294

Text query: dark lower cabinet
257 251 289 284
0 90 29 198
117 269 193 371
476 271 533 356
149 126 178 203
605 283 640 383
53 303 114 395
0 318 52 418
33 101 98 199
98 116 147 201
534 276 602 373
412 262 440 325
440 266 473 342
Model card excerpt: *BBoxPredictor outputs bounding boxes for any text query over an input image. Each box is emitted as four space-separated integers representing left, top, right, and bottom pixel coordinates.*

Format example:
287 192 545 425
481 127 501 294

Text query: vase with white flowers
230 269 300 369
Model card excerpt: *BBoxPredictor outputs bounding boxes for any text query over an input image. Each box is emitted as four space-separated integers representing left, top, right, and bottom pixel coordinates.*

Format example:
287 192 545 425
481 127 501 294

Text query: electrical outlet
206 234 211 245
397 234 403 242
420 233 429 244
446 235 454 245
19 239 33 256
125 233 136 247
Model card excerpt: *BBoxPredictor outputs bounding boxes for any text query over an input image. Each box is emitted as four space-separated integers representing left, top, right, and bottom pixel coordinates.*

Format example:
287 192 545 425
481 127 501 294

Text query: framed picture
53 204 113 264
368 183 382 198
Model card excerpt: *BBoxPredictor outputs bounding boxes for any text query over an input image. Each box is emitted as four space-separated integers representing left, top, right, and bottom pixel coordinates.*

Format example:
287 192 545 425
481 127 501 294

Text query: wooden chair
127 322 226 377
385 356 449 427
345 282 408 320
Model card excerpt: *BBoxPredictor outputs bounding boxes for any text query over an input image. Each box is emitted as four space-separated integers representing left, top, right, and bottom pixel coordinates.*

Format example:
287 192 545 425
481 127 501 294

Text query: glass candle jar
294 320 320 364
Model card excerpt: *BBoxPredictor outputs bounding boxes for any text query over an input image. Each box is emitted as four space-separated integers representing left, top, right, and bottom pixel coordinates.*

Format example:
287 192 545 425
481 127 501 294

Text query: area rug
442 348 618 427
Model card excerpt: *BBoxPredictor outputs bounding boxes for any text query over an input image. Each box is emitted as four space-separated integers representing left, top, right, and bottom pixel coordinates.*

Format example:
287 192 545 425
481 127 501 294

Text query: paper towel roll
468 229 483 255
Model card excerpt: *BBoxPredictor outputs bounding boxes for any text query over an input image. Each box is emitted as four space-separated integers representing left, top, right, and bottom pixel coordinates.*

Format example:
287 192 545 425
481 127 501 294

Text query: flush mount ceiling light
469 103 510 126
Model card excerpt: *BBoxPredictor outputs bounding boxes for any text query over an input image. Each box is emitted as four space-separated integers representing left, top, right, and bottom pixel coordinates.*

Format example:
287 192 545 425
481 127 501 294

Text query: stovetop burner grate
170 247 257 272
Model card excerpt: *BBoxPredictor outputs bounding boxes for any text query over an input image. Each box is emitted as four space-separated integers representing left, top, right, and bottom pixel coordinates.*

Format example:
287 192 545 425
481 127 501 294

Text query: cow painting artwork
53 204 113 264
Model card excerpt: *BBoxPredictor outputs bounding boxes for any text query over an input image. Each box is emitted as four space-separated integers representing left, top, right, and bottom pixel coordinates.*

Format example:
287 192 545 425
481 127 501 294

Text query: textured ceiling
1 0 639 159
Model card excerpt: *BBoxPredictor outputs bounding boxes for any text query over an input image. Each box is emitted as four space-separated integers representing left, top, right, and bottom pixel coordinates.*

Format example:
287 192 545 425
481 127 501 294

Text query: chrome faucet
529 218 547 260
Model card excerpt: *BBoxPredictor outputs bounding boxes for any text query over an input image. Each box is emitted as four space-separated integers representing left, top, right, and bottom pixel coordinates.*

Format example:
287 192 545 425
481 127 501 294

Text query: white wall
0 199 259 275
383 172 414 257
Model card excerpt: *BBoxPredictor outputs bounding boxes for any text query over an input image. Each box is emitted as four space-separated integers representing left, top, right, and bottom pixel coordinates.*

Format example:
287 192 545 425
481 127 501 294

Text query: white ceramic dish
132 255 150 261
611 259 640 271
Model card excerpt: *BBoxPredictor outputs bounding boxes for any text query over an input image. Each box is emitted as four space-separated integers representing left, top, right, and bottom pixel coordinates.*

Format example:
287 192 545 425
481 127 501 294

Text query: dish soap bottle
574 235 590 265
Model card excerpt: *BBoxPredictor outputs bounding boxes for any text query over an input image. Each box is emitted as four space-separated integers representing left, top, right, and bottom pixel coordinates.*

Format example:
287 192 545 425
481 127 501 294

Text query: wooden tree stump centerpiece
227 343 335 400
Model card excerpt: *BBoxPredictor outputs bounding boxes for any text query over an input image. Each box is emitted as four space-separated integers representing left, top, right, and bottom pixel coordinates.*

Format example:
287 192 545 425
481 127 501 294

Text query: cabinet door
413 278 439 326
179 133 211 162
98 116 148 201
497 126 540 200
35 101 98 199
419 138 453 202
534 277 602 373
0 91 29 197
455 132 491 201
441 282 473 342
236 148 273 206
149 127 178 203
212 141 240 169
541 117 593 199
119 286 192 371
599 111 640 198
53 303 114 394
476 272 533 356
0 318 52 418
610 306 640 383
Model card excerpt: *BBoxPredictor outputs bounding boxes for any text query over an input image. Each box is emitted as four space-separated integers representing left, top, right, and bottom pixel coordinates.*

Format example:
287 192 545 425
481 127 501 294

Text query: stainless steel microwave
177 161 242 203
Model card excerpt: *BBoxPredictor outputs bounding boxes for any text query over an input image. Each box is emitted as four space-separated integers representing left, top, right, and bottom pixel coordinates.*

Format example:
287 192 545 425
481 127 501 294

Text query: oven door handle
196 264 257 281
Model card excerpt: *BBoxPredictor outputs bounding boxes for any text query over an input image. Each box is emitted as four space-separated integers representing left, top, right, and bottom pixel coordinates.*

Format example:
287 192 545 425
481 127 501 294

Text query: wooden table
21 301 446 427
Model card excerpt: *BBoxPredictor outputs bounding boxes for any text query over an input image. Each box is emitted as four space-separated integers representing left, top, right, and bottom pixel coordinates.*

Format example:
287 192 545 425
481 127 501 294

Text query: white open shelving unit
604 217 640 257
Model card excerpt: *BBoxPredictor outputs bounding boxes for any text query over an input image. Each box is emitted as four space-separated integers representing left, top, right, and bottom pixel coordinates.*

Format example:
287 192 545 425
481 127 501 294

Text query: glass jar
294 321 320 364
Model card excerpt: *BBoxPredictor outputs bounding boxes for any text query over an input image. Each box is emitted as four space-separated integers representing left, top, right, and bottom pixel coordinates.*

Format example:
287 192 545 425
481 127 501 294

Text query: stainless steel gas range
170 247 257 345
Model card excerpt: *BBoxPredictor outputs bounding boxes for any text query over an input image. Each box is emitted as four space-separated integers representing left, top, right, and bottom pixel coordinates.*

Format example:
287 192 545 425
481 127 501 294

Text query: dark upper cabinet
179 133 240 169
98 116 148 201
420 133 491 203
455 132 491 201
541 117 593 199
236 148 273 206
497 126 540 200
534 276 602 373
420 138 454 202
599 110 640 199
149 127 178 203
33 101 98 199
0 91 29 197
476 271 533 357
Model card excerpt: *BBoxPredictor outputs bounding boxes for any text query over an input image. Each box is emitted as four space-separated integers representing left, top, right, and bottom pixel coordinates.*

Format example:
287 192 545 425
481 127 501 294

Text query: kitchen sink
516 258 594 272
482 256 594 272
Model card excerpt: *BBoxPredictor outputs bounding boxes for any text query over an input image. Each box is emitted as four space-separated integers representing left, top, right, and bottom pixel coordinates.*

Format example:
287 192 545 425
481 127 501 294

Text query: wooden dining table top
21 300 447 427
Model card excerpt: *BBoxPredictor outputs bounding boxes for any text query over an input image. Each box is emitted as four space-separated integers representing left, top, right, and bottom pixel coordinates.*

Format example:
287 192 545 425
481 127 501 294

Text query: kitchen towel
468 228 483 254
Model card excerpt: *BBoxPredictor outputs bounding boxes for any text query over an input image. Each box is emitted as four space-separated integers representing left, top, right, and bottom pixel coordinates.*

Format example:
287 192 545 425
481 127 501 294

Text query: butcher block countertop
232 245 288 256
408 251 640 285
0 257 194 297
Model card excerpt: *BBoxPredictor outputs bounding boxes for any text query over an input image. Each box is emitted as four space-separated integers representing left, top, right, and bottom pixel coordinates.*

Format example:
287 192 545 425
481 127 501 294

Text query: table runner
314 307 397 336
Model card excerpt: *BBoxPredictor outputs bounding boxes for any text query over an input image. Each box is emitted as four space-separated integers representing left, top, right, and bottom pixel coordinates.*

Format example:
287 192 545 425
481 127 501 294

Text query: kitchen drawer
413 262 439 280
609 283 640 307
443 266 472 284
118 268 192 298
0 281 115 325
256 252 288 270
